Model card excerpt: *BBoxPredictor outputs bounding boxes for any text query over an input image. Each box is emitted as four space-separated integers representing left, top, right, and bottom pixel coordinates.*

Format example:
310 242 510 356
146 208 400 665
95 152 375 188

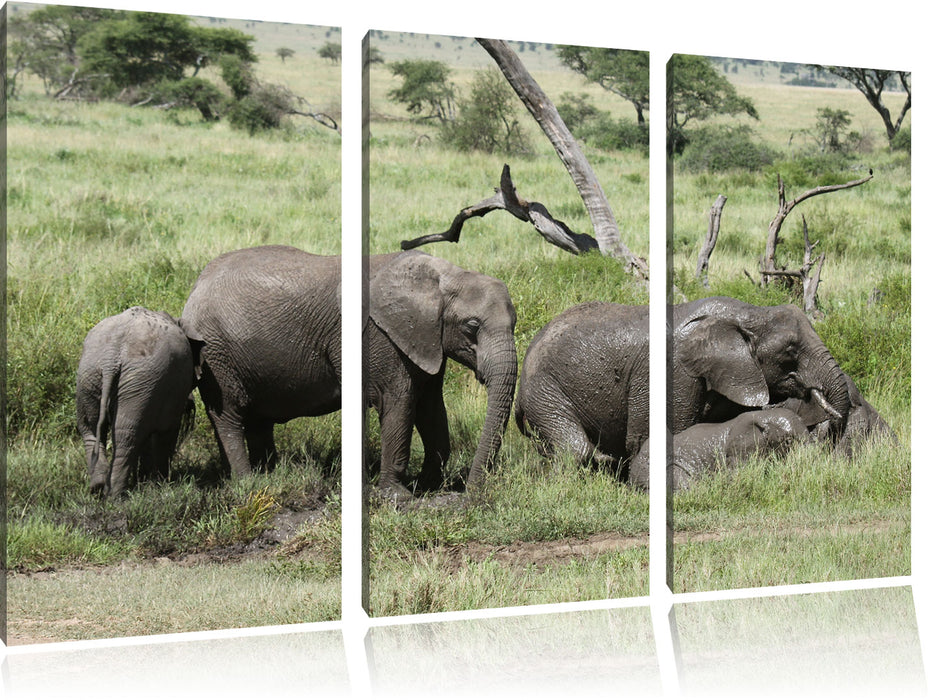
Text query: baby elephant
76 307 200 498
630 407 809 490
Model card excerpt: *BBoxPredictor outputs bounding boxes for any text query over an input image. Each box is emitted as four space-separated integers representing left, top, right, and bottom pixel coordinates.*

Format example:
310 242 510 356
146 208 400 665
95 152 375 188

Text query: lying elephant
515 297 852 488
181 246 517 499
76 306 199 497
778 372 897 455
629 407 809 490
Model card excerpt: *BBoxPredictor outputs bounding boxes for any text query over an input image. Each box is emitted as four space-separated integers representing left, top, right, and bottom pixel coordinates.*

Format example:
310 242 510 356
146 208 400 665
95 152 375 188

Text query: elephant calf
76 306 199 498
629 407 809 490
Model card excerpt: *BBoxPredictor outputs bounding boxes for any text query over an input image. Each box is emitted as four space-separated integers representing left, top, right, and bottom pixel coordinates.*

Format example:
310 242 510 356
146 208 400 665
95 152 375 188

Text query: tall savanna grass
365 36 650 614
669 72 911 591
7 28 343 641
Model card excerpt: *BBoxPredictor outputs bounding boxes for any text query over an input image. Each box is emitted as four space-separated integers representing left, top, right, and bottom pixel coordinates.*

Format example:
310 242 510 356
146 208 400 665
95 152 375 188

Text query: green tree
7 5 124 95
318 41 341 64
364 45 384 68
667 54 759 154
78 12 255 91
557 46 649 125
814 107 853 153
276 47 295 63
387 59 455 122
441 67 529 155
810 65 910 144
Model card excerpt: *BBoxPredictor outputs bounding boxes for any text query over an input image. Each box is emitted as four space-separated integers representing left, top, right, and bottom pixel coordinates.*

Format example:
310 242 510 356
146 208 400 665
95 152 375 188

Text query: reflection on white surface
2 587 926 699
2 628 350 700
673 586 926 697
367 606 661 698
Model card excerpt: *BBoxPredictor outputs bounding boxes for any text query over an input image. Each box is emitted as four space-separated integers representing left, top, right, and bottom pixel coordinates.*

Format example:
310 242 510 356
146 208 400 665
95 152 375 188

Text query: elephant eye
463 318 481 337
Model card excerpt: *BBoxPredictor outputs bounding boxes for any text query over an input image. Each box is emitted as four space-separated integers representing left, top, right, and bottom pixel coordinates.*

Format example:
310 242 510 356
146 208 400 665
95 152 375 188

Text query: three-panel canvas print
2 2 922 695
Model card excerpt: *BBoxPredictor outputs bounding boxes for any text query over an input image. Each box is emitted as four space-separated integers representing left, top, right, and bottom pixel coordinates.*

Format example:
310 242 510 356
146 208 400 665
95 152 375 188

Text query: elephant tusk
811 388 843 420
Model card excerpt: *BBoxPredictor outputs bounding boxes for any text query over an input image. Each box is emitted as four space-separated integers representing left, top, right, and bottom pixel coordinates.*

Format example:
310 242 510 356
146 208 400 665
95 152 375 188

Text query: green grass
6 28 343 642
669 74 911 592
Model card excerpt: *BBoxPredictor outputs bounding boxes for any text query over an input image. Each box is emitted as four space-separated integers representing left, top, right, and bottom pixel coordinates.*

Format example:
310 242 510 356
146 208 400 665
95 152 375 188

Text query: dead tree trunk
695 194 727 288
761 215 827 320
476 38 648 279
761 171 872 285
401 164 600 254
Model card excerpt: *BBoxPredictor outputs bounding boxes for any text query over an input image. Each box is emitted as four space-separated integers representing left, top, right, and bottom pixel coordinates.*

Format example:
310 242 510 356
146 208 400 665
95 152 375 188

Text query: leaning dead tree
475 38 649 279
695 194 728 288
401 164 600 255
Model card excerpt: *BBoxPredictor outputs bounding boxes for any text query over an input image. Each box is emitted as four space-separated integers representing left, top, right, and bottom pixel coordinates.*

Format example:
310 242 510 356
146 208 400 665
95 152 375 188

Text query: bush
772 152 858 189
227 83 293 134
557 93 648 154
891 125 911 154
440 68 530 155
678 125 779 173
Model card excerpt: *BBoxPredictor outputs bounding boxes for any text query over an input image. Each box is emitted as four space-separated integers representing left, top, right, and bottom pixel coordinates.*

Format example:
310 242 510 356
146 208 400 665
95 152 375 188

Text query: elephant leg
377 397 417 500
246 422 277 472
550 416 611 467
140 428 178 482
108 425 141 498
412 376 450 493
206 408 252 478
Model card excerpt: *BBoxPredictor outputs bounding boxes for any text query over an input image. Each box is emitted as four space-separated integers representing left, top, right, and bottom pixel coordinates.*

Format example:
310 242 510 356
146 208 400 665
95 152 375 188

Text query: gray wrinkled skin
181 246 517 501
366 250 518 500
630 407 809 490
76 306 197 498
779 372 897 456
181 246 342 479
516 297 852 489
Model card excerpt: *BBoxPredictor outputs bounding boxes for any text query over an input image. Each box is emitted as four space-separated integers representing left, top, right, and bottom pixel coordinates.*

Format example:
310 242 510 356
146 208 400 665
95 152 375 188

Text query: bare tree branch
401 164 601 255
762 171 872 284
476 38 648 279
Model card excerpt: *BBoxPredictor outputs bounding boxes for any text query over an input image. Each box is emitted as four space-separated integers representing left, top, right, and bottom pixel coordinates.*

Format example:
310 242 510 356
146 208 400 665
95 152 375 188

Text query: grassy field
669 65 911 591
365 34 651 615
6 17 343 643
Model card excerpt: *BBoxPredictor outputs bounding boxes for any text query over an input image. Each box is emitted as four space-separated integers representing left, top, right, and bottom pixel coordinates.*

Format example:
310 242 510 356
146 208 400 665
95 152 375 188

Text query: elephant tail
92 367 119 465
514 402 531 438
177 393 197 450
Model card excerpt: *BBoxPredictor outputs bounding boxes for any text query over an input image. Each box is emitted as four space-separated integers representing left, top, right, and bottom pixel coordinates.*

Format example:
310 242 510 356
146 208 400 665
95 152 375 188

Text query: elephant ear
676 314 770 408
370 252 445 375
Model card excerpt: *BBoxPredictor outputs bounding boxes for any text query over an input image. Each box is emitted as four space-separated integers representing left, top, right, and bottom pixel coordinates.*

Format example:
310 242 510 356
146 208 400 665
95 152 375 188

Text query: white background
3 1 931 697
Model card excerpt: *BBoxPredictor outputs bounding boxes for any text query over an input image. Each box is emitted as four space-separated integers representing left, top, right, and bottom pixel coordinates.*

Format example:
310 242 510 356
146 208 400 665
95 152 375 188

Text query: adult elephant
77 306 199 497
779 371 897 455
366 250 518 499
515 297 851 485
182 246 517 499
181 245 342 478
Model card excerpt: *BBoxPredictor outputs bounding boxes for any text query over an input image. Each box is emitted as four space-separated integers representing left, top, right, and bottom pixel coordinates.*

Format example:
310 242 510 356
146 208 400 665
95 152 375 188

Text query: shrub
772 152 858 189
678 125 779 173
557 92 648 154
440 68 530 155
891 125 911 154
227 83 294 134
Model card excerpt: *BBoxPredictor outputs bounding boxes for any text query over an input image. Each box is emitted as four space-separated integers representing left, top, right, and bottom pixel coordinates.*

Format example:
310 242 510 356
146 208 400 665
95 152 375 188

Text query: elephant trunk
466 337 518 491
799 345 851 436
